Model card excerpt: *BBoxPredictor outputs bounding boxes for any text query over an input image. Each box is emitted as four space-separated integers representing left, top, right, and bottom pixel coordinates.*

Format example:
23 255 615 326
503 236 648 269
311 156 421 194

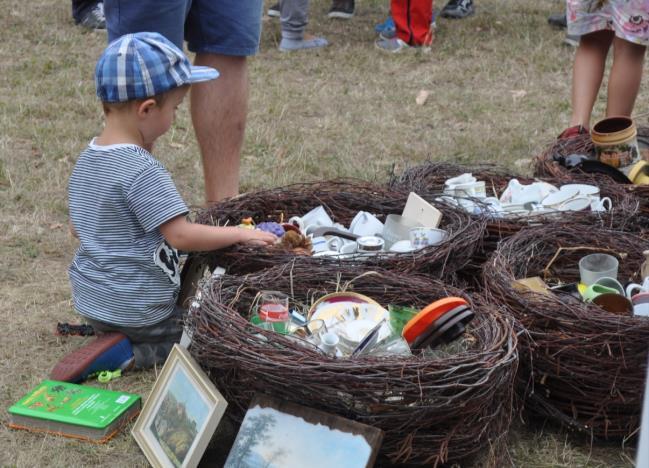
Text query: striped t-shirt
68 140 188 327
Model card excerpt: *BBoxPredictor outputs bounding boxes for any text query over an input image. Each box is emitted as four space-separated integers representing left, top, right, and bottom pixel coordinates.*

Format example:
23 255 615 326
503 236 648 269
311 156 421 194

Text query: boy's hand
241 229 277 246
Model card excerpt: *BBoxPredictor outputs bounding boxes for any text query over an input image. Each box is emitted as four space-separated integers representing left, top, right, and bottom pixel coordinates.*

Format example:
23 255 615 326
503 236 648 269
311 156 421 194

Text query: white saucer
542 186 579 207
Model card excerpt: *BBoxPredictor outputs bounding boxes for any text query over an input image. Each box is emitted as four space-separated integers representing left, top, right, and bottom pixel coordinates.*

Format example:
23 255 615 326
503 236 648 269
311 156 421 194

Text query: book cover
8 380 141 443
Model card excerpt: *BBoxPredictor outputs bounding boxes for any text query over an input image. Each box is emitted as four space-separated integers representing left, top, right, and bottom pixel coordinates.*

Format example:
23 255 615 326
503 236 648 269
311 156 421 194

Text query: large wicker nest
390 162 640 274
533 126 649 217
483 225 649 439
194 179 486 280
187 263 518 466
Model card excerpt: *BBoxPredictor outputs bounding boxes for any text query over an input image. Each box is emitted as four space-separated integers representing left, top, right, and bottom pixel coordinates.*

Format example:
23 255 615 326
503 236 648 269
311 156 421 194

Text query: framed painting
132 344 227 468
225 394 383 468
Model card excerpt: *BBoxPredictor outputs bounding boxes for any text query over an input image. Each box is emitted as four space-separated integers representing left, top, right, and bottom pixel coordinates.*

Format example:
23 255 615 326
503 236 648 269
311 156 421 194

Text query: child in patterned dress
560 0 648 138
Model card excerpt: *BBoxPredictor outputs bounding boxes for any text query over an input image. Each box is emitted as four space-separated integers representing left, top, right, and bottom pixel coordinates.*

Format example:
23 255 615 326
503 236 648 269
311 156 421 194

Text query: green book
8 380 141 443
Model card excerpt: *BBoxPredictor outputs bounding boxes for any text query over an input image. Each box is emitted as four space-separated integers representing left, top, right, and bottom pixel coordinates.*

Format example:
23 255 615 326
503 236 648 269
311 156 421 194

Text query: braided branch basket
187 263 518 466
390 162 640 275
194 179 485 280
483 225 649 439
533 127 649 217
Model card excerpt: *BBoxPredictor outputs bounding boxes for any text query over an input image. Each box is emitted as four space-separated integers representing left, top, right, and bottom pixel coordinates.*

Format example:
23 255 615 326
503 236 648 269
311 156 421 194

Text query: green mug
582 283 620 302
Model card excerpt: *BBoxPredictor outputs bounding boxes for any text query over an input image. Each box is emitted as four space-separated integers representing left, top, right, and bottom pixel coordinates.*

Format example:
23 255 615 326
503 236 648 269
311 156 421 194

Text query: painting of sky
166 366 209 430
232 405 372 468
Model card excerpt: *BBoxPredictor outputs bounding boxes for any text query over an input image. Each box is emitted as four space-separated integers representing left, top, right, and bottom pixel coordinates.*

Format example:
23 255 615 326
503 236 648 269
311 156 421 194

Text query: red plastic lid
402 297 469 344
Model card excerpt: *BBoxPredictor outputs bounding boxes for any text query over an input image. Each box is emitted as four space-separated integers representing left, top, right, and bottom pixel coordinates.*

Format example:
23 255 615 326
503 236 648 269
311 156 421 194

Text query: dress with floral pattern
567 0 649 46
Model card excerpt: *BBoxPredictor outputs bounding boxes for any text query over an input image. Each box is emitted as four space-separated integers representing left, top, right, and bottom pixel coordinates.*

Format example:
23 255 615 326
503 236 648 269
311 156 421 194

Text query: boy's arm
159 215 277 252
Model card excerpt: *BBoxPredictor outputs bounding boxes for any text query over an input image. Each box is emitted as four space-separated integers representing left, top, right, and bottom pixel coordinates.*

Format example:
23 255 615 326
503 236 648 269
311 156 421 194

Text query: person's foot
375 37 412 53
440 0 474 19
77 2 106 30
50 332 134 383
375 16 395 34
267 2 280 18
548 12 567 29
376 14 437 40
563 33 580 47
328 0 355 19
279 34 329 52
558 124 589 140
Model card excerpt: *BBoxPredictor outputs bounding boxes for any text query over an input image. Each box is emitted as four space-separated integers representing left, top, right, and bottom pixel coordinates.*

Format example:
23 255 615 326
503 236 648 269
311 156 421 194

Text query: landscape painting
225 395 383 468
147 366 210 467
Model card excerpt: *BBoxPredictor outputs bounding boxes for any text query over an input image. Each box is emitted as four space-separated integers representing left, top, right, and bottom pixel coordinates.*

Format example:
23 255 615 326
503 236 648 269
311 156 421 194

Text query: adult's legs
569 30 614 128
277 0 328 51
606 37 646 118
280 0 309 39
191 54 249 203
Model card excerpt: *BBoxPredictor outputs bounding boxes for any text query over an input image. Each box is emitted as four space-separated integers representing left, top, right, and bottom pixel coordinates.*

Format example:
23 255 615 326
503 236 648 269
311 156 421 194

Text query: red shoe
50 332 134 383
558 125 589 140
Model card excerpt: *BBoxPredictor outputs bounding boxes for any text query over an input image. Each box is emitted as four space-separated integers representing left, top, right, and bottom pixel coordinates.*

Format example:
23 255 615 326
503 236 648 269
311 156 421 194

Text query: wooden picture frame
225 394 383 468
132 344 227 468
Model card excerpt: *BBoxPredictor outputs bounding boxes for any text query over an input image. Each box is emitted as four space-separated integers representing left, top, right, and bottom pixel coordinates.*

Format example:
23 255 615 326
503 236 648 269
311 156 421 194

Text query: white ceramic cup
301 206 334 230
445 173 476 187
590 196 612 212
319 331 340 354
350 211 384 237
381 214 423 249
409 227 449 249
626 277 649 298
447 181 486 198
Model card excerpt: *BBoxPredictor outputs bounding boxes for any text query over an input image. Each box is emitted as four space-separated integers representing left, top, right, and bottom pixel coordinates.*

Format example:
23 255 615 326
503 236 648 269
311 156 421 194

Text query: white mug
590 196 612 212
350 211 384 237
626 277 649 298
301 206 334 230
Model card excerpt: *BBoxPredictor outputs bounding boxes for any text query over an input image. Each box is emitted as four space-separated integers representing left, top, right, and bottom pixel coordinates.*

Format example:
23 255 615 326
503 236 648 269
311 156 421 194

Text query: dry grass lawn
1 0 647 466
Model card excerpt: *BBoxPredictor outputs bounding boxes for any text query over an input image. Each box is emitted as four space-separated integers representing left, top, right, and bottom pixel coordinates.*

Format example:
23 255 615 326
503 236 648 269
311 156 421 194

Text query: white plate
561 183 599 196
542 187 579 207
559 197 591 212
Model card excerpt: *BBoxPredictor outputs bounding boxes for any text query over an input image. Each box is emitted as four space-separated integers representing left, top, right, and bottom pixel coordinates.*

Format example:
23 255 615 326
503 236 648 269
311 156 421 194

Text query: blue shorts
104 0 263 56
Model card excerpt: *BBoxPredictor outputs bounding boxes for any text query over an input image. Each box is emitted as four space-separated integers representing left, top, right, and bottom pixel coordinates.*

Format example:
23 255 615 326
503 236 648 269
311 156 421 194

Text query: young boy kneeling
51 32 276 383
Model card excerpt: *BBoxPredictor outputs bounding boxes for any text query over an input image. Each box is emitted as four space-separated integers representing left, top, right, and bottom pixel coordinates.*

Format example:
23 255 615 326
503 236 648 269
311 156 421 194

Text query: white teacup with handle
590 196 612 212
626 277 649 298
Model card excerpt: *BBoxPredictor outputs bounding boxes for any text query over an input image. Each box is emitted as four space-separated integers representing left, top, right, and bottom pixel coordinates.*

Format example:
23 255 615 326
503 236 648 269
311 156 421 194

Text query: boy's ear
136 98 157 118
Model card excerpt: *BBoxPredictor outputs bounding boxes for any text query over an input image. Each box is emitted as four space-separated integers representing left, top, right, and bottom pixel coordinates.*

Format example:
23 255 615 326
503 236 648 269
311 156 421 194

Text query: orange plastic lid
402 297 469 344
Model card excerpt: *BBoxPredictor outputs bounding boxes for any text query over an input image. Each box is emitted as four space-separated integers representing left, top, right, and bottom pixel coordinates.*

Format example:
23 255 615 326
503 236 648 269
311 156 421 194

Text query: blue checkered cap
95 32 219 103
